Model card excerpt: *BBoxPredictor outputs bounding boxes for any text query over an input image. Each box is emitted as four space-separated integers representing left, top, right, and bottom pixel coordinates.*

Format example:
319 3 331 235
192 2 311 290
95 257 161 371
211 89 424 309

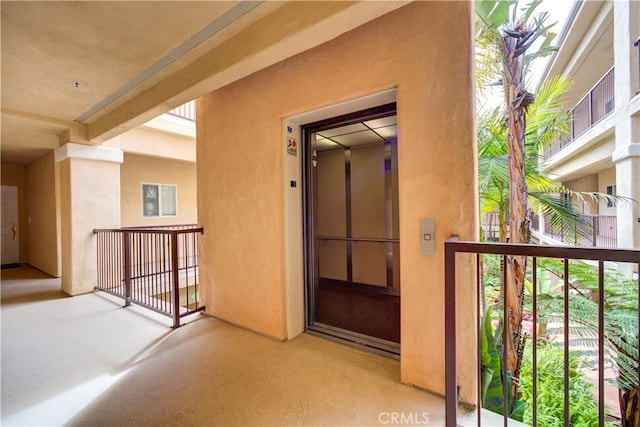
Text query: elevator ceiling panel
364 116 397 129
331 130 384 148
316 137 341 151
318 123 368 138
314 115 398 150
373 125 397 140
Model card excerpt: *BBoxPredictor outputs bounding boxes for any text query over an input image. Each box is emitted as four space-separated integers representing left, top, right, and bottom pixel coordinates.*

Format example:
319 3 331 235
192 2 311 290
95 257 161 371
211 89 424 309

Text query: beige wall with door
197 2 477 401
120 153 197 227
1 163 27 263
2 155 61 276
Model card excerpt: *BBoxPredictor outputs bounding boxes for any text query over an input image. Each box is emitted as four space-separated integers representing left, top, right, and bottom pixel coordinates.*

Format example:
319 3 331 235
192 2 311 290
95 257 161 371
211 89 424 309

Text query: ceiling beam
86 1 409 143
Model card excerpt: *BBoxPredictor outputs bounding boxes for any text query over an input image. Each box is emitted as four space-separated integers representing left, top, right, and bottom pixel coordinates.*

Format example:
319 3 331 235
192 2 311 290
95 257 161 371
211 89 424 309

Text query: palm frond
525 74 573 153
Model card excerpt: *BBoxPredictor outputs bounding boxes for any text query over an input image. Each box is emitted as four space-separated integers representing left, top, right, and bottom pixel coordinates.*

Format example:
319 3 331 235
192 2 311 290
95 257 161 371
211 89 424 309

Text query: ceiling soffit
87 1 409 143
1 1 409 164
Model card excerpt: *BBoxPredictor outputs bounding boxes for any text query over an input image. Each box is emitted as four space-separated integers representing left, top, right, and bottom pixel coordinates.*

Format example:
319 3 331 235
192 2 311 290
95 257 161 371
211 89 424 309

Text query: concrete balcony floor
1 266 515 426
2 265 463 427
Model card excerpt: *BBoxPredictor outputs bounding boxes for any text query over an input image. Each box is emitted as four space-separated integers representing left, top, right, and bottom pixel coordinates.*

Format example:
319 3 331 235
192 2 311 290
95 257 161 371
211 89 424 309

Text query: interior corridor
1 265 507 426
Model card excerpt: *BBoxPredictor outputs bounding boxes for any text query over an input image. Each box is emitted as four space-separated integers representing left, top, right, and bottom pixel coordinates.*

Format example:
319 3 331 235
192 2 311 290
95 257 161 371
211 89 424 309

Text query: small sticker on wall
287 137 297 156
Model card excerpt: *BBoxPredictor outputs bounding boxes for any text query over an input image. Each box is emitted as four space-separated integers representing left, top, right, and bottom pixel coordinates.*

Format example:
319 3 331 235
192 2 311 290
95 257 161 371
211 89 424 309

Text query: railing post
171 231 181 328
588 91 593 128
636 37 640 91
123 230 132 307
445 237 459 427
570 113 575 140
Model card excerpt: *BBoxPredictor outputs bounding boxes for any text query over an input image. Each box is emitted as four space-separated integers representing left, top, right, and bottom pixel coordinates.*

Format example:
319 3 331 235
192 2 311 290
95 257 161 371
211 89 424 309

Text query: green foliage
477 74 581 225
477 73 629 243
476 2 634 243
481 306 504 411
535 259 639 398
475 0 511 30
475 1 610 245
481 254 502 300
480 305 526 421
519 343 601 426
483 256 639 424
475 0 556 97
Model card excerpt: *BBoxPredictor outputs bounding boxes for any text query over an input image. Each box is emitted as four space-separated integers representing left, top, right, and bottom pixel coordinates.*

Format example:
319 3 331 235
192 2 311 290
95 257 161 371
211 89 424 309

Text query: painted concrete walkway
1 265 502 426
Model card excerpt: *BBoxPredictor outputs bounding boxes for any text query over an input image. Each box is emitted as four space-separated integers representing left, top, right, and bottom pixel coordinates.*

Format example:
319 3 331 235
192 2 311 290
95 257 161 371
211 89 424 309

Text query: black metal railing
94 225 204 327
445 239 639 426
167 100 195 121
544 67 615 159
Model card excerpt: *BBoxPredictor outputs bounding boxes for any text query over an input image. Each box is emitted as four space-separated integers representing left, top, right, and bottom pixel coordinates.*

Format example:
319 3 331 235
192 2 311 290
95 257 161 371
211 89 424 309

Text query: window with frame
606 184 616 208
142 183 177 217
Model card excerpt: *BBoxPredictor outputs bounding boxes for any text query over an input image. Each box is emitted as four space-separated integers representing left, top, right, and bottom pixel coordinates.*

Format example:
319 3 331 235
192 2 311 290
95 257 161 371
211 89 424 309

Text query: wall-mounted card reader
420 218 435 256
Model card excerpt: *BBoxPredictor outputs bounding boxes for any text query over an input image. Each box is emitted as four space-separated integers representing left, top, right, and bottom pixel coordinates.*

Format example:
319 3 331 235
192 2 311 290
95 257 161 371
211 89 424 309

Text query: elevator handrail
316 235 399 243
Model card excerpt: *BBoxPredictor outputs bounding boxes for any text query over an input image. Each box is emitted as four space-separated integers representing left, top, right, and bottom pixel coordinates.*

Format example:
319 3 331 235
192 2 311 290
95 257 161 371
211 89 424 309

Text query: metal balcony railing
445 239 639 426
544 67 615 159
168 100 196 121
538 213 617 248
482 212 618 248
93 224 204 327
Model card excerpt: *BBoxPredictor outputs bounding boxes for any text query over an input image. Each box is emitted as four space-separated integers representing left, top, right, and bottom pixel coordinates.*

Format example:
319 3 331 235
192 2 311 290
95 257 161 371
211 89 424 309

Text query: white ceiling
1 1 259 164
1 1 409 165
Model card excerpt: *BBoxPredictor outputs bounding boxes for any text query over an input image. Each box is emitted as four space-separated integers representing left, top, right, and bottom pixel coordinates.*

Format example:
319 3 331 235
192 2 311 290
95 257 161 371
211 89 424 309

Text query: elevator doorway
303 103 400 356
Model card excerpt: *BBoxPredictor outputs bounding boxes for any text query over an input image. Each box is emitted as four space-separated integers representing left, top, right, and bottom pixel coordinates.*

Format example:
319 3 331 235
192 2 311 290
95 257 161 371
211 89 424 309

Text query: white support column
55 142 123 295
613 1 640 257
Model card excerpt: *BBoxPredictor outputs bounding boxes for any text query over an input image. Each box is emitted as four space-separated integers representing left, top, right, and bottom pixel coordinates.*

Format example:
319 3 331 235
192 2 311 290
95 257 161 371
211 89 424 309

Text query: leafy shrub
518 343 600 427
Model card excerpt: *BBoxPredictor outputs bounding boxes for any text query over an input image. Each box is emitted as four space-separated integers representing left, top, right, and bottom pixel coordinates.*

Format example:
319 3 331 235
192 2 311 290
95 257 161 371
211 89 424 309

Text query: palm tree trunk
619 388 639 427
501 25 533 405
614 338 639 427
499 207 507 244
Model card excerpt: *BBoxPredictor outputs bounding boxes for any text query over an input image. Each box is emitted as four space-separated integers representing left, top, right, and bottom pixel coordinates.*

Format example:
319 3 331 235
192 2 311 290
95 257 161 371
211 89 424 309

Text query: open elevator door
303 103 400 356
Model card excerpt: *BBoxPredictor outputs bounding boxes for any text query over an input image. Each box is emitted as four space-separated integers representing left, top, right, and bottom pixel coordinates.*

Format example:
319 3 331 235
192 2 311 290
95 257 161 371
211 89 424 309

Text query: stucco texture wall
120 128 196 163
565 174 598 214
598 166 616 215
1 163 27 263
59 158 120 295
197 2 477 399
26 152 61 276
120 153 197 227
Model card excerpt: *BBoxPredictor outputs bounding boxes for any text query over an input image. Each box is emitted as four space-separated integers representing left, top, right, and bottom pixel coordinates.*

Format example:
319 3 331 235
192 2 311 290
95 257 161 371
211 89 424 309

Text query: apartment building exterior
539 0 640 253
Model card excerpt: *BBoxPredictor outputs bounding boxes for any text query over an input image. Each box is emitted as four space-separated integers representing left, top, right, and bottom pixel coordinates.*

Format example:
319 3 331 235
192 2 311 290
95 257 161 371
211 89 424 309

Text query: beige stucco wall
25 152 61 277
59 158 120 295
120 153 197 227
548 135 614 181
120 127 196 163
197 1 477 401
598 166 617 215
1 163 27 263
565 174 598 214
